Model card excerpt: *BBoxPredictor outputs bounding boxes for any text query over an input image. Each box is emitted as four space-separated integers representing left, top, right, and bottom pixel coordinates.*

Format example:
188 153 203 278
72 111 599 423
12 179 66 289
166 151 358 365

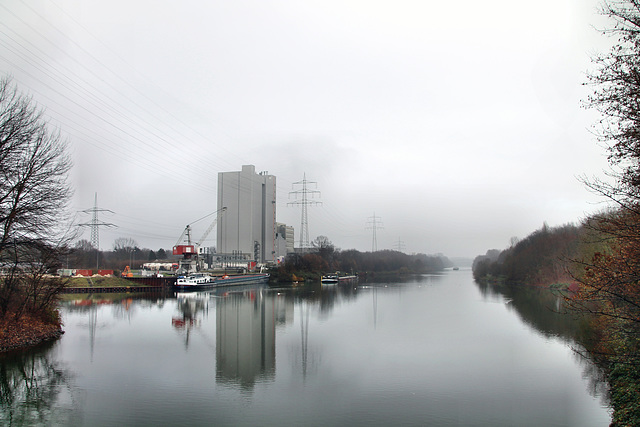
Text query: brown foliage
0 311 62 352
569 209 640 363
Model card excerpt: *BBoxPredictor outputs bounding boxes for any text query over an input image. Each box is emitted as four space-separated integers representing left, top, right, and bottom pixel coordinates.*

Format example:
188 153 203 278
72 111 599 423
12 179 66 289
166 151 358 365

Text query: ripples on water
0 270 611 426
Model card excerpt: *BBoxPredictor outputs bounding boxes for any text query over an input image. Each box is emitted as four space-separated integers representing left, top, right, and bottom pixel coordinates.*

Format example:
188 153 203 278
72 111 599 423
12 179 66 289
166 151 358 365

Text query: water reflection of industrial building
216 289 293 390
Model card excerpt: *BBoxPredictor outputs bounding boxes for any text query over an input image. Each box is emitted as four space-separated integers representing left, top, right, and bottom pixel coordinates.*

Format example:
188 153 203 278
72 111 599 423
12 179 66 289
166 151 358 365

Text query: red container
75 269 92 276
173 245 195 255
98 269 114 276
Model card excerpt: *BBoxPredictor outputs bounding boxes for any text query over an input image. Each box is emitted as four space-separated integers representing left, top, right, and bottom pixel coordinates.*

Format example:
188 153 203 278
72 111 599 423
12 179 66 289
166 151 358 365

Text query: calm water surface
1 269 611 426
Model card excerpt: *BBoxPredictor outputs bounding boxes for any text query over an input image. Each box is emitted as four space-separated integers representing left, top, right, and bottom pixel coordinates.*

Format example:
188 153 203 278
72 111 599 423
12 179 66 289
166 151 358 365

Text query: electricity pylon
288 173 321 252
79 193 115 269
394 237 406 253
366 213 383 252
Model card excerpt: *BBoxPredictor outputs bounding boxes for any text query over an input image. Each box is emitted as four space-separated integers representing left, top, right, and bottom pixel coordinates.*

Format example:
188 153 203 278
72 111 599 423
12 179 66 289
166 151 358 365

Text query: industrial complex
173 165 295 273
216 164 295 266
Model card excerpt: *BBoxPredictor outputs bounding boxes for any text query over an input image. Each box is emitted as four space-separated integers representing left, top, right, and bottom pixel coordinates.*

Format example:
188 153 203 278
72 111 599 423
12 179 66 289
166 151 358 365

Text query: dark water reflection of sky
0 270 611 426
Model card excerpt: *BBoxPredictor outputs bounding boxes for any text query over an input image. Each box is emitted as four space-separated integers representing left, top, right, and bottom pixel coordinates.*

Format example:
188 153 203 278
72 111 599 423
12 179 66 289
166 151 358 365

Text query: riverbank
66 275 160 287
0 312 63 353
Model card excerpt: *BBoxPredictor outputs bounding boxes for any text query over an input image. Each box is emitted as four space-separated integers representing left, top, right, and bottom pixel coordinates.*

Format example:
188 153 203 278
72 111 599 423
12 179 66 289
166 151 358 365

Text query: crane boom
197 207 226 247
173 207 227 269
174 224 192 247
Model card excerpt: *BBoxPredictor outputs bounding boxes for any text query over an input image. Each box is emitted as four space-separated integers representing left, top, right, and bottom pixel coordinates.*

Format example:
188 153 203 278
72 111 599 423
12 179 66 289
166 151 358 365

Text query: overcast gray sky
1 0 613 258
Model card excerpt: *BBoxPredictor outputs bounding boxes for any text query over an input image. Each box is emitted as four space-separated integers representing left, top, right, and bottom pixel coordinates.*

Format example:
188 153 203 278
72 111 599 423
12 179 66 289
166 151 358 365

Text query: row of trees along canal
474 2 640 424
273 235 452 283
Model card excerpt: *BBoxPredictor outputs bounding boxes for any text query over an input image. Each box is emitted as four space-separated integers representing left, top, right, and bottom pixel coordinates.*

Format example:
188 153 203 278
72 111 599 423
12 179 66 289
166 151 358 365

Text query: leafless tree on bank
0 76 73 319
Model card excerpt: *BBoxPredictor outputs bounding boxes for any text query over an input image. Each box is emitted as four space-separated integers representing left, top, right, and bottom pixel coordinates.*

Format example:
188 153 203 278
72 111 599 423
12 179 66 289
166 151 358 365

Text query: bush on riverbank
0 273 67 353
0 310 63 353
609 362 640 426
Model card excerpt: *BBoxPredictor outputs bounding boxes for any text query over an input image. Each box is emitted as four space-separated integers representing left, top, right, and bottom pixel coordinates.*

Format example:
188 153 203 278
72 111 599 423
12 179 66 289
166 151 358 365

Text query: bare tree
0 76 73 318
0 77 72 253
112 237 138 254
584 1 640 204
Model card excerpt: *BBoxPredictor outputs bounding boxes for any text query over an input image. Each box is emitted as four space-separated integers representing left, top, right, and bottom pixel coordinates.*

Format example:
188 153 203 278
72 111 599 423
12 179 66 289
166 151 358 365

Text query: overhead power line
393 237 406 253
366 213 383 252
78 193 115 250
0 1 244 190
78 193 115 269
288 173 321 251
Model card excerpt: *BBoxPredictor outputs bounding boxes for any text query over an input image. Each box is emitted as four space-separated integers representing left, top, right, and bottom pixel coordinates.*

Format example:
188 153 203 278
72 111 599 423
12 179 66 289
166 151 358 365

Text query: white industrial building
216 165 277 264
276 223 295 256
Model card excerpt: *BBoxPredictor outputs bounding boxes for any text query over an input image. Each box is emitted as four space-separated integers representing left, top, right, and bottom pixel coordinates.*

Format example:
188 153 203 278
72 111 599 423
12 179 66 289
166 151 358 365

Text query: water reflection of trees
274 275 439 321
475 280 588 343
475 280 609 403
0 342 79 425
280 282 359 315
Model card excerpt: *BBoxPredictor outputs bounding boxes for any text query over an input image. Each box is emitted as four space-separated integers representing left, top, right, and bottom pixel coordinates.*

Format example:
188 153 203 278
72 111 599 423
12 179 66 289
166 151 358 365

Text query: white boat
321 274 338 284
175 273 270 290
321 273 357 285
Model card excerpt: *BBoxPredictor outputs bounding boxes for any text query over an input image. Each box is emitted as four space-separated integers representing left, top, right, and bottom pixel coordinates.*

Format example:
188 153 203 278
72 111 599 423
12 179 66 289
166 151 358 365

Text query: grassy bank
66 276 159 288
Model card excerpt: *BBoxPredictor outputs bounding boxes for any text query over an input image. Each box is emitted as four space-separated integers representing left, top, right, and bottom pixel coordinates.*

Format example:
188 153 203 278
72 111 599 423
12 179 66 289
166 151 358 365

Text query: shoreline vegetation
472 220 640 426
270 246 452 284
0 277 123 353
0 276 163 353
0 312 63 353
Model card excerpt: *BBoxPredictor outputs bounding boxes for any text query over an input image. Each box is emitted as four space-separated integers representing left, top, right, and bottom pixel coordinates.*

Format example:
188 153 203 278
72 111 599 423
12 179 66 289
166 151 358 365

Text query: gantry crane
173 207 226 274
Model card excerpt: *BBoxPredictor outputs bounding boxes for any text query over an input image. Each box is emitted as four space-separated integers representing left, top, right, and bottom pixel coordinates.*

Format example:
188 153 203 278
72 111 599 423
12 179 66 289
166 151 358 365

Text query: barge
174 273 269 290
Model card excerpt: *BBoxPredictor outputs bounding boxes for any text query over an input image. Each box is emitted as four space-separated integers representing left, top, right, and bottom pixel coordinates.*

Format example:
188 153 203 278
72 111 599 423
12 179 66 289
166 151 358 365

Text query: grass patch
66 276 153 288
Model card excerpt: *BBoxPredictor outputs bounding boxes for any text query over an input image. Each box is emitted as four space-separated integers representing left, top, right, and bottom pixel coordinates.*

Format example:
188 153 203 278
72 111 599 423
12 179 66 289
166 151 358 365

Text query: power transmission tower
366 213 383 252
394 237 406 253
79 193 115 269
288 173 321 252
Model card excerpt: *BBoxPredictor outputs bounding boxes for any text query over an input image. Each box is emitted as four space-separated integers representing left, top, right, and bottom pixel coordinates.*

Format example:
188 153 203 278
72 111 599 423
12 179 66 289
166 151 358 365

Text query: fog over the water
0 0 612 258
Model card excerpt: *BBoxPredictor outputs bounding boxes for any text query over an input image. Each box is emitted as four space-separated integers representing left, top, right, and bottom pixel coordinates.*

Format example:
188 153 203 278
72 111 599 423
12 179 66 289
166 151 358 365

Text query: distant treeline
69 238 171 270
472 222 585 287
274 247 451 282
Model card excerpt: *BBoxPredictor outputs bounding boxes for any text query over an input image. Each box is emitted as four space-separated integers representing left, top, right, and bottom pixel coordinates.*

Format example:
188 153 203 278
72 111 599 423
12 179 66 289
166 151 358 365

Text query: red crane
173 207 226 273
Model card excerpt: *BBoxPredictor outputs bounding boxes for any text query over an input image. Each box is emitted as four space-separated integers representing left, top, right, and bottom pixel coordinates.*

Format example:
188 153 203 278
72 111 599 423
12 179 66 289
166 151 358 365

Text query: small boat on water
174 273 270 290
321 273 357 285
321 274 339 284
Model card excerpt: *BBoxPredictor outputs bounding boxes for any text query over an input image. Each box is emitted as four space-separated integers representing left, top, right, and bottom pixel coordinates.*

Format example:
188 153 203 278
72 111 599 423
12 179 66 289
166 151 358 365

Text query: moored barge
174 273 269 290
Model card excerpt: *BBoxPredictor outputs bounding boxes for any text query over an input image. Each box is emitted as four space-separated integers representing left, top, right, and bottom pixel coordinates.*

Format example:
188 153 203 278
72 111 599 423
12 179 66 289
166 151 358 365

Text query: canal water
1 269 611 426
